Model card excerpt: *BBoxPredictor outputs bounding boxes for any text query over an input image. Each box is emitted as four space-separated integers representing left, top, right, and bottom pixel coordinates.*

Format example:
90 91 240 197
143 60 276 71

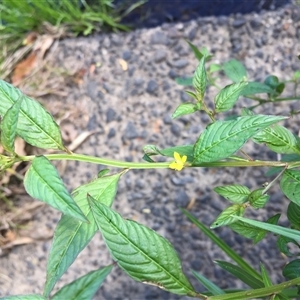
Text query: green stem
207 277 300 300
17 153 292 169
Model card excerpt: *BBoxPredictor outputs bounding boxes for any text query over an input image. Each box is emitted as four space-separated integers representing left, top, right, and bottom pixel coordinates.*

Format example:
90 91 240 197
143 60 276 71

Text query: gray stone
154 50 167 63
86 80 98 100
174 190 189 207
106 108 117 123
150 31 168 45
250 18 263 29
232 18 246 28
163 114 172 125
188 26 197 40
170 123 181 136
107 128 116 139
124 121 138 140
168 69 178 79
180 90 190 103
172 59 189 69
122 50 131 61
146 79 159 94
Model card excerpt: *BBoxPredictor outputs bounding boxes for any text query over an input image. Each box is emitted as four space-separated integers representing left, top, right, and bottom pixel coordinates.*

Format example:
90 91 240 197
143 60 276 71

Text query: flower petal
174 151 181 161
181 155 187 164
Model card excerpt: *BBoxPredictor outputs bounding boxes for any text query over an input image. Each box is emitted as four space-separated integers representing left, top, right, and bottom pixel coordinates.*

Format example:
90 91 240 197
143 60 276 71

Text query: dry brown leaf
152 119 162 134
1 237 34 250
11 52 38 85
68 130 102 152
34 35 54 59
23 32 38 46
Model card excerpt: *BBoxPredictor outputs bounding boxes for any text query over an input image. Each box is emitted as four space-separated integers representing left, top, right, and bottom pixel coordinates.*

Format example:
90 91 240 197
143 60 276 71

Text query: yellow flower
169 152 187 171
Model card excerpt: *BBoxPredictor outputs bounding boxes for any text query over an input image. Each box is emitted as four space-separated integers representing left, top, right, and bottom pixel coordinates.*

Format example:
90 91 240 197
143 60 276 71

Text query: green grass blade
181 209 261 279
232 216 300 241
191 270 225 295
215 261 264 289
0 296 46 300
51 265 113 300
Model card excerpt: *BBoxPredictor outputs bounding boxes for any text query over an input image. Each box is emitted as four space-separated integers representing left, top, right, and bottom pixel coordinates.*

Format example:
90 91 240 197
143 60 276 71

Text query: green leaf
211 204 245 229
175 77 193 86
232 216 300 241
193 57 207 101
260 263 272 287
209 63 222 73
264 75 285 96
191 270 225 295
248 188 270 209
293 71 300 80
44 172 122 297
229 214 280 244
277 236 300 257
0 80 65 150
214 184 250 204
214 261 264 289
253 125 299 154
186 40 203 60
181 209 261 279
287 202 300 228
0 296 46 300
283 259 300 280
280 170 300 206
89 196 197 297
143 144 194 162
185 90 198 100
172 103 198 119
51 265 113 300
214 81 248 113
240 81 274 95
24 156 86 222
0 96 22 154
222 59 247 82
193 115 286 163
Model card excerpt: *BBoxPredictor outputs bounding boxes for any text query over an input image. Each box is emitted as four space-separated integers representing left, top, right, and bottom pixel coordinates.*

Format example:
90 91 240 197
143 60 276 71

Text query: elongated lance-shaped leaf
214 184 250 204
253 124 300 155
181 209 261 279
214 260 264 289
214 81 248 113
193 56 206 101
280 170 300 206
260 263 272 287
222 59 247 82
0 80 65 150
44 172 122 297
88 196 198 297
1 296 46 300
191 270 225 295
24 156 86 222
232 216 300 241
51 265 113 300
193 115 286 163
0 96 22 154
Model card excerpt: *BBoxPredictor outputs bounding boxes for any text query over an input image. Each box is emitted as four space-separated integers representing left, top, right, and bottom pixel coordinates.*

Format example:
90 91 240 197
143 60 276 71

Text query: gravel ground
1 1 300 299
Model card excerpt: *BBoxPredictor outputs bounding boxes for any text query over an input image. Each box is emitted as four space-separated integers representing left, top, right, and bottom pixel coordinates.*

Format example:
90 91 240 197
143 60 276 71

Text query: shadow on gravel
119 0 291 28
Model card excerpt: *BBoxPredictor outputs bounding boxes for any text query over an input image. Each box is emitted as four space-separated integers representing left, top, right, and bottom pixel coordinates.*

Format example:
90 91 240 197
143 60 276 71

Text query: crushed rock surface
1 2 300 299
